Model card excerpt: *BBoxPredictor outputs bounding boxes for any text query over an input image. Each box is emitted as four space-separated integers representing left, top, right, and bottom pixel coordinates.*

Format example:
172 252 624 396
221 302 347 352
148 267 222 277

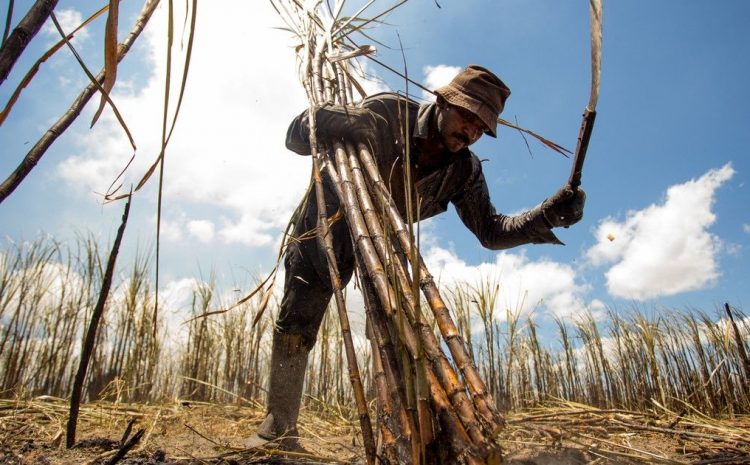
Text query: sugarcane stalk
343 141 488 446
362 275 420 464
343 138 424 455
368 320 400 461
424 279 503 429
322 144 418 462
311 152 376 464
332 61 347 105
347 139 433 453
311 38 326 103
322 62 334 103
346 140 444 448
331 141 423 460
351 144 502 464
424 368 487 465
354 225 486 464
331 143 399 320
356 142 504 433
335 59 352 105
316 89 496 464
396 90 435 457
298 40 376 465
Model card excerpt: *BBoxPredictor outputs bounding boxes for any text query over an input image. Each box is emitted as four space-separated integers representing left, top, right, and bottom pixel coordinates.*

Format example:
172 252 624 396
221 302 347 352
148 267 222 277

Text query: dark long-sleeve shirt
286 92 561 251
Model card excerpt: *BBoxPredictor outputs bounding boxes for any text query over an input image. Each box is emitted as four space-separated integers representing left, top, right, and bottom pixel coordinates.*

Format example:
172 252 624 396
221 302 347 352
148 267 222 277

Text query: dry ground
0 398 748 464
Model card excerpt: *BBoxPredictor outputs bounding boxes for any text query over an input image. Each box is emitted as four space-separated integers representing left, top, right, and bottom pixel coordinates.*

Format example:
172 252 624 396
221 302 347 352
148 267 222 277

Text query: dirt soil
1 398 748 464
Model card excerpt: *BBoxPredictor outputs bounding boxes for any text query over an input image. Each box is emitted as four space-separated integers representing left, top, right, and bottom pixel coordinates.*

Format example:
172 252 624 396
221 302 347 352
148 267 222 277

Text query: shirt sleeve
285 104 385 156
451 156 563 249
285 108 314 155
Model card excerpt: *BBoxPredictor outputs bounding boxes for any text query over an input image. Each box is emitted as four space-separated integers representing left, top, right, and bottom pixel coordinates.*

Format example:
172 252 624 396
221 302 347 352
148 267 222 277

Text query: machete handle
567 108 597 190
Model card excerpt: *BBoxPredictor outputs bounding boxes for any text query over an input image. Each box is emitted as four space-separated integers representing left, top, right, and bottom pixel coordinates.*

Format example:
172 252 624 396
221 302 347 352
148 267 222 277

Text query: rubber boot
249 332 310 450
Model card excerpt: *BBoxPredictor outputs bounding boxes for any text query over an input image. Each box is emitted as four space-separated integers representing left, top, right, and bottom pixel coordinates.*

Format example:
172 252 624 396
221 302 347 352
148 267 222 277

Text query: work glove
541 184 586 228
286 104 383 155
313 104 382 147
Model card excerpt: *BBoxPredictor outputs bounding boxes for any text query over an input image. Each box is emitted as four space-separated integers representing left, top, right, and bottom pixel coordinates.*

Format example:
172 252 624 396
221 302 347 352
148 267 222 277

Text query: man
250 65 585 448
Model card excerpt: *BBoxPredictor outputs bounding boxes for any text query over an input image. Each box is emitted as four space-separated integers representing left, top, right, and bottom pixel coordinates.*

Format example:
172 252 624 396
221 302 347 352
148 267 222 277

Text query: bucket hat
434 65 511 138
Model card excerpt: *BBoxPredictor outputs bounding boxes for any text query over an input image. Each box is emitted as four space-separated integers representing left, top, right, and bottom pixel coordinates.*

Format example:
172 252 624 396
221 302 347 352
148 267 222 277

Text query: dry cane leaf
91 0 120 128
252 281 276 328
329 45 376 63
0 6 110 126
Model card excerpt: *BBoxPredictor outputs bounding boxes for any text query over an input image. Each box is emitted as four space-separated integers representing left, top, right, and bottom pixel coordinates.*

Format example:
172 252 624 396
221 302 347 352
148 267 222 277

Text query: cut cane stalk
323 143 421 461
362 275 420 463
346 140 436 450
298 40 376 465
368 320 401 461
356 142 505 434
331 142 497 465
333 60 348 105
340 141 489 447
345 139 426 454
311 152 376 465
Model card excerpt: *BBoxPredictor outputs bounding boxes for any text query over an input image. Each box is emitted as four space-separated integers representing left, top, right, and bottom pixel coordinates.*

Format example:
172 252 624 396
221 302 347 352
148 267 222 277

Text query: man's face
436 103 489 153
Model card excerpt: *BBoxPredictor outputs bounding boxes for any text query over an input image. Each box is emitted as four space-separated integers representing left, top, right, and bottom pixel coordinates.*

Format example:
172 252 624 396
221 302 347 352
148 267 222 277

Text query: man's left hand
541 184 586 228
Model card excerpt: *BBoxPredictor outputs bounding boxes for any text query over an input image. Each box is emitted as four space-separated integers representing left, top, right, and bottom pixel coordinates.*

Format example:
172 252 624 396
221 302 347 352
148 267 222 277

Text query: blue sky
1 1 748 331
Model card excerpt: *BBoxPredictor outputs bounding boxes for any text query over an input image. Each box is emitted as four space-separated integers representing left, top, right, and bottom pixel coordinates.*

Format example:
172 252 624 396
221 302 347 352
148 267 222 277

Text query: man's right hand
286 104 383 155
541 184 586 228
313 104 381 146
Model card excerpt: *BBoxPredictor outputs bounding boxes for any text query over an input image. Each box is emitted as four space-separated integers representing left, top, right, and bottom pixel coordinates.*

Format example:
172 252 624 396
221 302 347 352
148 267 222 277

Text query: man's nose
468 125 482 142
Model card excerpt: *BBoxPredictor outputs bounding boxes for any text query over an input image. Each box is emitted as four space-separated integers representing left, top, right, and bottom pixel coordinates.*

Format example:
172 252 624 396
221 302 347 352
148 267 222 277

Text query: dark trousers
275 183 355 349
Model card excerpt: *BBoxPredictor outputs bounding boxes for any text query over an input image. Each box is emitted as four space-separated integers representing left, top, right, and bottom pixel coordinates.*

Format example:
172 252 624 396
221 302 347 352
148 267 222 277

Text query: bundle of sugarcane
273 1 503 463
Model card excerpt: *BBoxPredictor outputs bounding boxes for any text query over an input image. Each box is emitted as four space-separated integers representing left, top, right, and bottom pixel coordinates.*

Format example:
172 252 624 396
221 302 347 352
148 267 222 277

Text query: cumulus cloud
422 64 460 101
56 2 390 248
424 246 589 320
187 220 215 243
158 217 185 242
157 277 201 344
44 8 90 44
744 224 750 234
56 3 324 247
2 252 86 314
586 164 734 300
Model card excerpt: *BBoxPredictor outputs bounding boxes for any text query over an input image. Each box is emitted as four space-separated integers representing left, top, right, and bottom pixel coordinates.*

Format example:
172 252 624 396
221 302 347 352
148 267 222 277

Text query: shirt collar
414 102 435 140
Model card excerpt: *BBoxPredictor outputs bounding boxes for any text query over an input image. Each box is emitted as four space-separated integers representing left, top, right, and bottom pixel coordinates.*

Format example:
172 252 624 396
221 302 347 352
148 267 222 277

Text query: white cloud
152 214 216 244
56 3 322 247
725 242 742 257
587 164 734 300
352 65 390 99
342 282 368 338
158 217 185 242
187 219 215 243
422 64 460 101
44 8 90 44
56 2 390 248
218 213 278 247
158 277 200 344
424 246 589 320
743 224 750 234
1 251 86 313
588 299 607 319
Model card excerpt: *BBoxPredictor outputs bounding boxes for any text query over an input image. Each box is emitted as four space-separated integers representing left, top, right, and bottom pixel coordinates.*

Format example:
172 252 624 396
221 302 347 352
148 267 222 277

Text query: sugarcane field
1 0 749 464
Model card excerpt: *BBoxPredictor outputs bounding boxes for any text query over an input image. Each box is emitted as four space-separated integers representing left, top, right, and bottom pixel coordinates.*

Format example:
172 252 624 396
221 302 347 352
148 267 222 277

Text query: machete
568 109 596 189
568 0 602 190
